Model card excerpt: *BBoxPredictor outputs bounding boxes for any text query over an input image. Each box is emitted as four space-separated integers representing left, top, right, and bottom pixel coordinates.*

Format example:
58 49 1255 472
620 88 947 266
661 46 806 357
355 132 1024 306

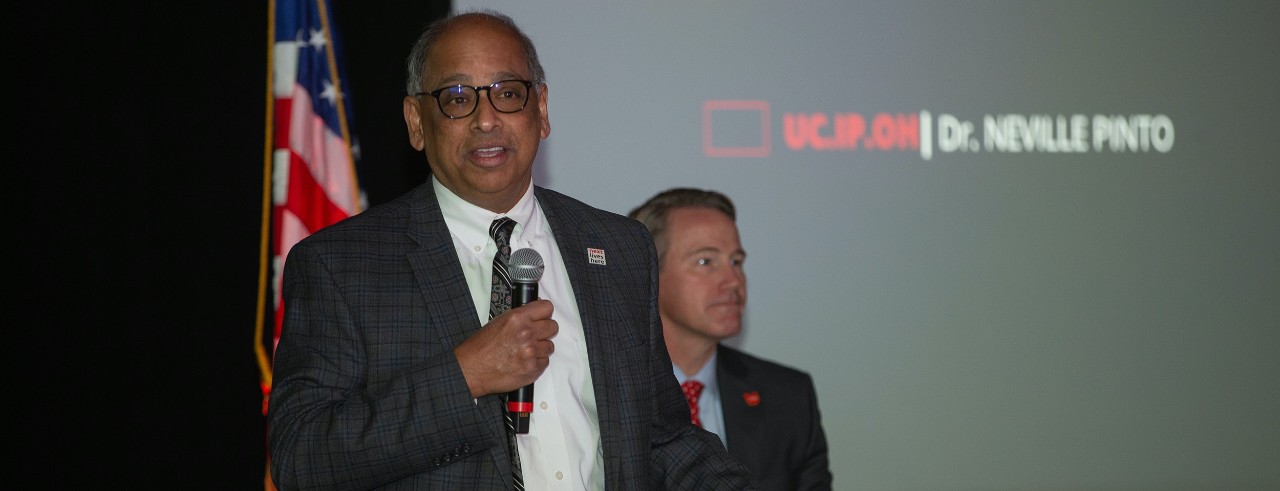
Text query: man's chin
711 322 742 339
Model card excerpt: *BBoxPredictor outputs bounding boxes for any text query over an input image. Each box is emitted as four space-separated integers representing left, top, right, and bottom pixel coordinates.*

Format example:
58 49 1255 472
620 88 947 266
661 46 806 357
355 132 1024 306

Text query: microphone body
507 248 544 434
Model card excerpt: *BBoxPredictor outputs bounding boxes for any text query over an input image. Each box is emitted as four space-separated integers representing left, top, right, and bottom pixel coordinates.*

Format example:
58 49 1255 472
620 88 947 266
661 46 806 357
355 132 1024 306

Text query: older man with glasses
267 10 757 491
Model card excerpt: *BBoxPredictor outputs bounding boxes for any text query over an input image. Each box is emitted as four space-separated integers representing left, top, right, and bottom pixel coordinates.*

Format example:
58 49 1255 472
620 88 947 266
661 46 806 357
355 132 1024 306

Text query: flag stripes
256 0 362 416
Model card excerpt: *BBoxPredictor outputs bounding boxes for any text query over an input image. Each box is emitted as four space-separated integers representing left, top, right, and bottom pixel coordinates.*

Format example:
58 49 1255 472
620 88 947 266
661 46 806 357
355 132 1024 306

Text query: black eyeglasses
416 79 536 119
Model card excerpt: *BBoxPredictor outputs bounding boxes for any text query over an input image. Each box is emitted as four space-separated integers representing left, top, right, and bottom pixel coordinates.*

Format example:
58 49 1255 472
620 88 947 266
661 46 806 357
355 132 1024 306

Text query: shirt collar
434 177 537 249
674 349 720 394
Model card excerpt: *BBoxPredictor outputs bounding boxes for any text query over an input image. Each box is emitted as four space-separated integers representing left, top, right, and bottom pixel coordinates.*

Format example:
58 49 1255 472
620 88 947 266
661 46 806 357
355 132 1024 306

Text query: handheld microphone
507 248 544 434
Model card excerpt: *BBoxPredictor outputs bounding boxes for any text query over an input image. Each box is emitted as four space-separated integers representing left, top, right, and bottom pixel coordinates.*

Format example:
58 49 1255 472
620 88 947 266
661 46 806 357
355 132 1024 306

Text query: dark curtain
19 1 446 487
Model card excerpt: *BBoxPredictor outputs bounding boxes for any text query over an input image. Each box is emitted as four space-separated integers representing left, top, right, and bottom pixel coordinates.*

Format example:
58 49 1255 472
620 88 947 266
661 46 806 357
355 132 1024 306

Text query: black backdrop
22 1 445 487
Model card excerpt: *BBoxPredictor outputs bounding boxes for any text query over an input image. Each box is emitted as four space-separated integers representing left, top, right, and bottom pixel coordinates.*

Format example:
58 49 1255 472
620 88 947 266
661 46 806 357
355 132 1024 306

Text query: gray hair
404 10 546 96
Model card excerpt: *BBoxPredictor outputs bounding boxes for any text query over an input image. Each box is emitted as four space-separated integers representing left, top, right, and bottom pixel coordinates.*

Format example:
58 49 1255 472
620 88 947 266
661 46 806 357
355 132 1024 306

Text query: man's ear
403 96 426 151
537 84 550 140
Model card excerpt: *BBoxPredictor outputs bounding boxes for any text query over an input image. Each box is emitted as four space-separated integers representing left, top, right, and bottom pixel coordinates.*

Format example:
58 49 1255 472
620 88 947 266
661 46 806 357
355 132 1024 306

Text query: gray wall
456 1 1279 489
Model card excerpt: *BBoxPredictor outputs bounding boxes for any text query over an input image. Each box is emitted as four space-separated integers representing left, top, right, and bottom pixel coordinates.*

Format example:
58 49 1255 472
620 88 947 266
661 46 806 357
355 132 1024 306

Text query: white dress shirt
435 178 604 490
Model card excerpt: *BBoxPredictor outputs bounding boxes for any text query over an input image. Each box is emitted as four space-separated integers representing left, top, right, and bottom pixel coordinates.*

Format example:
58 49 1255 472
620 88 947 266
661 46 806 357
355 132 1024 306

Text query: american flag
257 0 363 415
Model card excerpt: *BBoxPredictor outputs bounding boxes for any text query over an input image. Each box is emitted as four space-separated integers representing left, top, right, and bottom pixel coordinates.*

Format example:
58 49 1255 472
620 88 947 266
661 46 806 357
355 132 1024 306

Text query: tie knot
681 380 704 399
489 217 517 244
488 217 519 321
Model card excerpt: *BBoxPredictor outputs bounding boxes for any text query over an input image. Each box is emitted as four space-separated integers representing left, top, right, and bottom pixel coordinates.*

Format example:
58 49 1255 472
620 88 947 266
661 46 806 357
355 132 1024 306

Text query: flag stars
319 79 339 106
307 28 328 51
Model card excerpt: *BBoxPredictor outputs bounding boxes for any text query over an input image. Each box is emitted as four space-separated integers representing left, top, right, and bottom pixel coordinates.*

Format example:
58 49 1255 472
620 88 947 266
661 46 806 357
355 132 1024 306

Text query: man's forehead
426 24 528 85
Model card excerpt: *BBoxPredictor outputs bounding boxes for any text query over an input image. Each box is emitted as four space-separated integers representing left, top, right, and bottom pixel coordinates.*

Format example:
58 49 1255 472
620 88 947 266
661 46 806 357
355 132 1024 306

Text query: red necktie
681 380 704 427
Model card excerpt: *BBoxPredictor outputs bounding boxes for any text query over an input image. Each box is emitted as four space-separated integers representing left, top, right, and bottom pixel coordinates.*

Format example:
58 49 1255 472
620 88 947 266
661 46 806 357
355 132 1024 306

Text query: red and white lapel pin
587 248 606 265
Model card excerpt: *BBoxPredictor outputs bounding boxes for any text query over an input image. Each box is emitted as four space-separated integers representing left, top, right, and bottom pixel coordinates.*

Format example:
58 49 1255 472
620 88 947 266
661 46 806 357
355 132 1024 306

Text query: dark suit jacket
717 344 832 490
268 182 755 490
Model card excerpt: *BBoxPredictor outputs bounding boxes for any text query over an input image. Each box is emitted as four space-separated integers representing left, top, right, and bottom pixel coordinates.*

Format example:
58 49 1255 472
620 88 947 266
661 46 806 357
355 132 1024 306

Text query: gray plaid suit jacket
268 182 756 490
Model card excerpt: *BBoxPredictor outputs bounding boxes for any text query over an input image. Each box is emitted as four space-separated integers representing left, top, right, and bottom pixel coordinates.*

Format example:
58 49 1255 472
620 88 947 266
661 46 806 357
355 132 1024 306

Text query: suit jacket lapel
534 188 628 476
536 188 611 353
534 187 616 358
404 182 511 470
405 182 484 351
717 345 764 467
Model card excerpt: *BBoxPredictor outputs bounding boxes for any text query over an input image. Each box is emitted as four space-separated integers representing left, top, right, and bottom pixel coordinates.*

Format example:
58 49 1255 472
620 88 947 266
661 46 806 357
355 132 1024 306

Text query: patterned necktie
488 217 524 490
681 380 704 427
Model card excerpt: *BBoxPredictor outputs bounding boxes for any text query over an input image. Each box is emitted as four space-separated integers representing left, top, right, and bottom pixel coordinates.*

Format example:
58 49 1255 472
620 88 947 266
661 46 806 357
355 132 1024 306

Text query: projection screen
452 1 1279 489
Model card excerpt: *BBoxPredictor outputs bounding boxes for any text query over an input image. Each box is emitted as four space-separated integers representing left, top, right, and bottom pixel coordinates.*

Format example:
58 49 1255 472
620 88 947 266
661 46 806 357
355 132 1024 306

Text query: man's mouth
473 146 505 158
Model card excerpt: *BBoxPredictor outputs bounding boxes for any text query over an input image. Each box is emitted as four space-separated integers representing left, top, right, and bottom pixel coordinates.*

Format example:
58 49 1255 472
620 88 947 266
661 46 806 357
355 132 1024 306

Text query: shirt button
555 471 564 480
474 245 481 252
540 401 549 410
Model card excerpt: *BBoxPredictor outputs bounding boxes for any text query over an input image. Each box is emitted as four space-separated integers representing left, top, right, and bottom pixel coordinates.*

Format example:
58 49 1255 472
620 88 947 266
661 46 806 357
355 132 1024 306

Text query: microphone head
509 248 545 283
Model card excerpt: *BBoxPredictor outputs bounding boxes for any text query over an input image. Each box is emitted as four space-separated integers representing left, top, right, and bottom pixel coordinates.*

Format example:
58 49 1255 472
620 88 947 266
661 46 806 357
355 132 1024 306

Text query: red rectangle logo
703 100 771 158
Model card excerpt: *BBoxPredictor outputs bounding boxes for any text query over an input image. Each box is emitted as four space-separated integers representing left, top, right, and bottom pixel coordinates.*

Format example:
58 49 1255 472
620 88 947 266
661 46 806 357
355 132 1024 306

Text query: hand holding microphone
507 248 544 434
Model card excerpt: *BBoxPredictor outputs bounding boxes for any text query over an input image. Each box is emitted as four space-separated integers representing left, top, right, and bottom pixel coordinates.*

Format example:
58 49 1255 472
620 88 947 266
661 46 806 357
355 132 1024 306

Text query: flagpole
258 2 280 490
255 0 279 415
